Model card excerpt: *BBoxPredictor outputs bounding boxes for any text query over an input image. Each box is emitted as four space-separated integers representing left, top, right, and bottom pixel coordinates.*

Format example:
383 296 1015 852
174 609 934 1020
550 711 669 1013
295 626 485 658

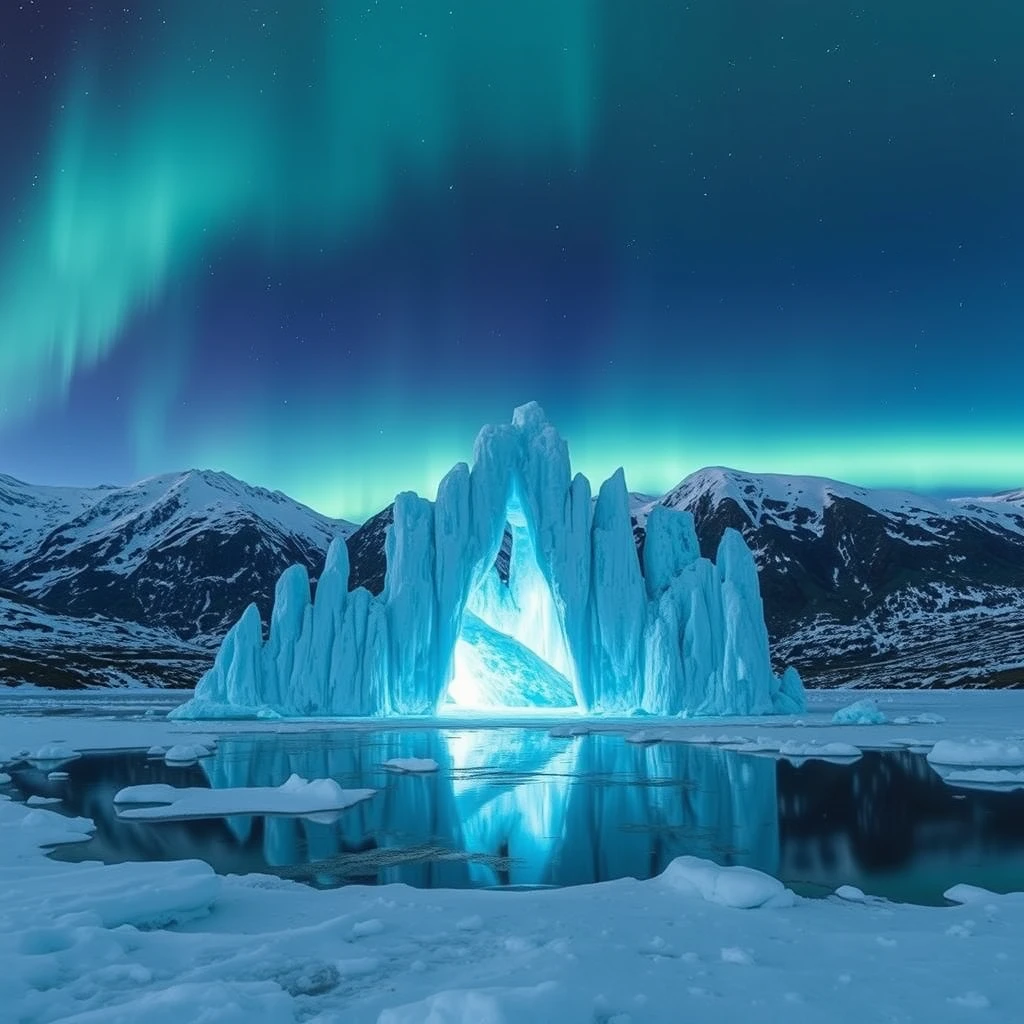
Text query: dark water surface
6 727 1024 905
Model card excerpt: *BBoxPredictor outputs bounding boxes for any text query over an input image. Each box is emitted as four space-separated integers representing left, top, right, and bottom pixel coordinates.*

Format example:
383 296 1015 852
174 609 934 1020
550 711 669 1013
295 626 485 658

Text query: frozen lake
5 722 1023 904
5 688 1024 1022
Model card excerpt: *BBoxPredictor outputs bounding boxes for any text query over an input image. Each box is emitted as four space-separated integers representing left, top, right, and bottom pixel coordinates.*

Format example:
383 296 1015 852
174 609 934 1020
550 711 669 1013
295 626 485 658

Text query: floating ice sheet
114 773 376 820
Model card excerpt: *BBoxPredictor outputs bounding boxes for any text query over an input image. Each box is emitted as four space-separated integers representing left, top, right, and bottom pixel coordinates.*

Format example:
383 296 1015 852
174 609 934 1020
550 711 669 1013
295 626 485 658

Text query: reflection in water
201 729 778 888
19 729 1024 904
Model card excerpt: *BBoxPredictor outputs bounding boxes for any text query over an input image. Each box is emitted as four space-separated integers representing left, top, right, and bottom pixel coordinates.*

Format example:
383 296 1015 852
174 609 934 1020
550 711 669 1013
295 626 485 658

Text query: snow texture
113 773 376 820
175 405 804 719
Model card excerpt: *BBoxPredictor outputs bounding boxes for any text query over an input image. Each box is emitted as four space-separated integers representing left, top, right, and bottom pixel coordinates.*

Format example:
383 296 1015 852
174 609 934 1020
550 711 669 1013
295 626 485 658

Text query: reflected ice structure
173 403 804 720
38 734 1024 900
197 729 780 888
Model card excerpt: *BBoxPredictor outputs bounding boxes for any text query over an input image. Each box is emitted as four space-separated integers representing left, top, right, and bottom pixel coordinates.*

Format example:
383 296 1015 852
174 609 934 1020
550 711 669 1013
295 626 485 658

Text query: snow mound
944 883 1003 905
163 742 215 764
835 885 869 902
114 774 376 820
831 698 887 725
927 739 1024 768
659 855 796 909
382 758 439 774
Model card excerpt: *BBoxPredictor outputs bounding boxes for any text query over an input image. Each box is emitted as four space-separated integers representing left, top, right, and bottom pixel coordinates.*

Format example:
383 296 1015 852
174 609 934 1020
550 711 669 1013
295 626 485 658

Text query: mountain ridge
641 466 1024 689
0 469 354 687
1 464 1021 690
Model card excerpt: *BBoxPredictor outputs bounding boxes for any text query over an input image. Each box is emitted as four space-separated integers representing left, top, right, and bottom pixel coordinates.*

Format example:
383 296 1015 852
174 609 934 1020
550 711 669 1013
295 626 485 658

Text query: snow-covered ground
3 688 1024 1022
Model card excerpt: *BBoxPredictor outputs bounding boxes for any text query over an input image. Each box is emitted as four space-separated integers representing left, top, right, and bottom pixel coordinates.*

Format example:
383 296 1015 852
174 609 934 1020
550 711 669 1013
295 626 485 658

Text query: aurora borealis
1 2 1022 520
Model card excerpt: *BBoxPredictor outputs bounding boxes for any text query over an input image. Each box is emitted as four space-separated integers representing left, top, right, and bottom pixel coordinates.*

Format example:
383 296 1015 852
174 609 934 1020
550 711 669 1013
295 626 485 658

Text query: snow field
3 790 1024 1022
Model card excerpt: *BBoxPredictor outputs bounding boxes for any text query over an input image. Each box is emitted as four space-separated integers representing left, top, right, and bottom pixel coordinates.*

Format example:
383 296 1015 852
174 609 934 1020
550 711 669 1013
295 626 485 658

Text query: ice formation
173 404 805 719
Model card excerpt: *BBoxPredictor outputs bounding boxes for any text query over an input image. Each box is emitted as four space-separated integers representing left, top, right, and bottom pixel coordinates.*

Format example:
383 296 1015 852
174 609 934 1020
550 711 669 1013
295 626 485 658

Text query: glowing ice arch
172 403 805 719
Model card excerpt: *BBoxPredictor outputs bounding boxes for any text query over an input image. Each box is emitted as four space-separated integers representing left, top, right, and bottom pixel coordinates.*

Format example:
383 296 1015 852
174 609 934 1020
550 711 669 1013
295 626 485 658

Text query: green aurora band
0 2 593 424
1 3 1022 520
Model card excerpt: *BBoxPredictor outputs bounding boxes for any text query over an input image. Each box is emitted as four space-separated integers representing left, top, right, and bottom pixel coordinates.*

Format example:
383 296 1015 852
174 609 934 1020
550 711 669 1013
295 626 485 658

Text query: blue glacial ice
172 403 805 719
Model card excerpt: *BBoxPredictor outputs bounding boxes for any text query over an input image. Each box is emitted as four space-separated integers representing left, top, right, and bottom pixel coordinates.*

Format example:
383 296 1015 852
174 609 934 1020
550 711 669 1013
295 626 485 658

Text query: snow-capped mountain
635 468 1024 689
3 461 1022 691
0 471 353 688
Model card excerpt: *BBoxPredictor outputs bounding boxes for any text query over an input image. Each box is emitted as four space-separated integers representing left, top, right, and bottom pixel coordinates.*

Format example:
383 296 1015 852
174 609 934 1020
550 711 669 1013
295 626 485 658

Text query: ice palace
174 403 805 720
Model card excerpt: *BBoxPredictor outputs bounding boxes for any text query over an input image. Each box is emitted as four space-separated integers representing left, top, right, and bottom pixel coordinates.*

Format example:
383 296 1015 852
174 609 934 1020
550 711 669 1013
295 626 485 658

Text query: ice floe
926 738 1024 768
114 773 376 820
941 768 1024 791
163 742 216 764
831 698 888 725
382 757 440 774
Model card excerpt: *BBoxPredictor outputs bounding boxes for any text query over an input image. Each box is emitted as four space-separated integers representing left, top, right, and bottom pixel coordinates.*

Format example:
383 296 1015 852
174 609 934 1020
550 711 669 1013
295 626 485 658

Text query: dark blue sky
1 2 1022 518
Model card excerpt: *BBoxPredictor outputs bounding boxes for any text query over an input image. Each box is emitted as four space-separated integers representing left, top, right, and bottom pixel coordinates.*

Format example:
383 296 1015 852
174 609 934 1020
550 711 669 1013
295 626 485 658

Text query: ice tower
172 403 805 719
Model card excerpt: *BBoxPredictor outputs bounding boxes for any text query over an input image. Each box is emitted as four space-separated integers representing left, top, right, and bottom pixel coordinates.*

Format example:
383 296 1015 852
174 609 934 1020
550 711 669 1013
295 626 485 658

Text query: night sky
1 2 1022 520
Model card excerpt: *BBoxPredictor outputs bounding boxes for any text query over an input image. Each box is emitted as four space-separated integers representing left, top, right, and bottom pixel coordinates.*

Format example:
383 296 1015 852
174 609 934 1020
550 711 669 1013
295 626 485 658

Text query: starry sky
1 2 1022 520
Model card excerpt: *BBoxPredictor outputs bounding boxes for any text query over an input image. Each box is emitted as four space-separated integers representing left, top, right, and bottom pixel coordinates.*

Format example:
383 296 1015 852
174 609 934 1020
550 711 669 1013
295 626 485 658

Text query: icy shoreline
3 689 1024 1020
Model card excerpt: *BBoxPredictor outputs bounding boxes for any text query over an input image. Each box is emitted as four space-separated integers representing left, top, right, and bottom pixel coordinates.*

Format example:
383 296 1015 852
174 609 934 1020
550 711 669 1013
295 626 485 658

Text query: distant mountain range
0 471 353 687
635 469 1024 689
1 466 1022 690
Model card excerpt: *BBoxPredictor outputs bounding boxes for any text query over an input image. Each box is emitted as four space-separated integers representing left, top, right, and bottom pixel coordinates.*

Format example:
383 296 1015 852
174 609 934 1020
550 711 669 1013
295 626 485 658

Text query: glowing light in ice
447 486 581 712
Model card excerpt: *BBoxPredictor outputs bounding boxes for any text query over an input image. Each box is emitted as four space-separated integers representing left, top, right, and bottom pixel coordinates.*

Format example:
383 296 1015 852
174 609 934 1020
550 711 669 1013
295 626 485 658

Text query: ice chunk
831 698 887 725
927 738 1024 768
892 713 945 725
383 757 439 773
659 855 796 908
776 741 862 763
835 885 869 902
114 773 375 820
941 768 1024 791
